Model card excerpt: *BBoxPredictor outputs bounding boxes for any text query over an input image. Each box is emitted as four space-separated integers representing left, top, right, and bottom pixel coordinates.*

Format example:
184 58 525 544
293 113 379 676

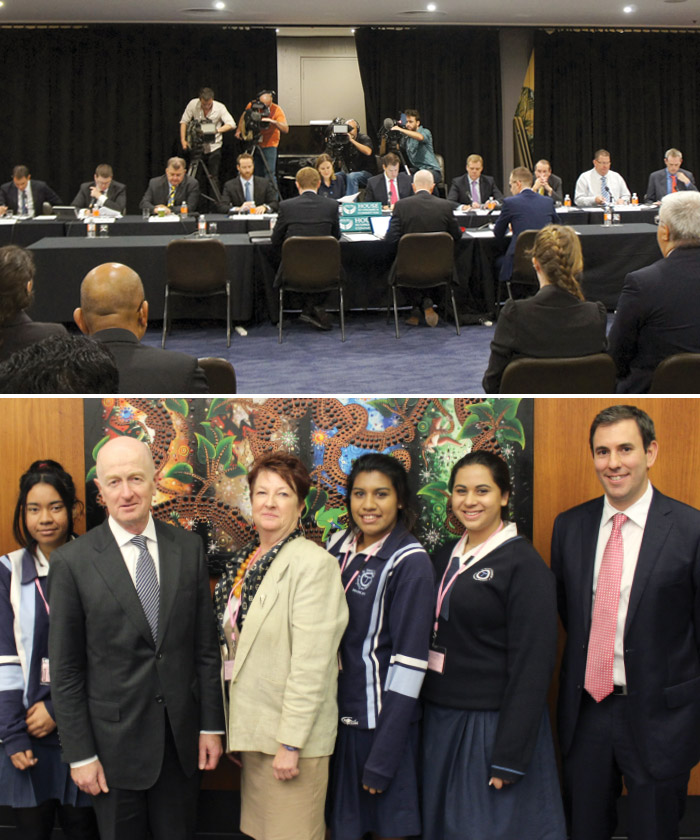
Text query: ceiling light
623 4 636 10
427 2 437 9
214 1 225 7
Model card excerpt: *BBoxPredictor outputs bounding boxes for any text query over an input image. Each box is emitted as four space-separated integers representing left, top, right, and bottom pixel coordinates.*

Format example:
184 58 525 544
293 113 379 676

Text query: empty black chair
388 232 460 338
163 238 230 348
277 236 345 343
198 357 237 394
649 353 700 393
499 353 617 394
496 228 539 314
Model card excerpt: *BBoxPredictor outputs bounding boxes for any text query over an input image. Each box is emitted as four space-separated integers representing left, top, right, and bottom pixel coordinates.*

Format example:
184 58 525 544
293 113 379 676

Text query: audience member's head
295 166 321 192
508 166 534 193
74 263 148 339
657 191 700 251
530 224 585 300
0 333 119 393
0 245 35 326
412 169 435 192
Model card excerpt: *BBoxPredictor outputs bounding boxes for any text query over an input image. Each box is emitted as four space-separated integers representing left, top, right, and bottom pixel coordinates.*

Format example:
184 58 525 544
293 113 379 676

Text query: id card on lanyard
428 523 505 673
35 578 51 684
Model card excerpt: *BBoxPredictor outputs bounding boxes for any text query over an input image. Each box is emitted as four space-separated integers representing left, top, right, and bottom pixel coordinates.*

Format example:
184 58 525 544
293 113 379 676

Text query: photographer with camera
179 87 235 191
389 109 442 188
235 90 288 189
324 118 375 195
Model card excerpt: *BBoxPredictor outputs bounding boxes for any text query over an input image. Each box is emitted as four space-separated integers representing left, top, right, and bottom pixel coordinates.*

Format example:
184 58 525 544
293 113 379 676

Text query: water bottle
181 202 189 218
631 193 639 206
198 214 207 236
564 194 571 207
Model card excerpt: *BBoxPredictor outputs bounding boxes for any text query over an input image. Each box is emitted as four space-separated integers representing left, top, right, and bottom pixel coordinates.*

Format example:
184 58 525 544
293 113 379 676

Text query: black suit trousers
563 692 689 840
90 716 200 840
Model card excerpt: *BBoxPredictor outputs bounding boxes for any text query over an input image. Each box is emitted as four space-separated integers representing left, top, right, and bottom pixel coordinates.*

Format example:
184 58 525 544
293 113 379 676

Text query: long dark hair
346 452 416 533
448 450 512 521
13 459 82 549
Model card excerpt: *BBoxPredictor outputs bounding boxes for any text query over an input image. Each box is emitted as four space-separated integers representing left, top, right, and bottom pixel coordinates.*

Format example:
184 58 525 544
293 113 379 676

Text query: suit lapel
625 491 671 634
91 521 156 647
231 549 292 678
154 522 182 652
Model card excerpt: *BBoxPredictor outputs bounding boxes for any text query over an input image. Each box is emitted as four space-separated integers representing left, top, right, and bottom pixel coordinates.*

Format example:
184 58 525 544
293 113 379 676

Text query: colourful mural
83 398 533 563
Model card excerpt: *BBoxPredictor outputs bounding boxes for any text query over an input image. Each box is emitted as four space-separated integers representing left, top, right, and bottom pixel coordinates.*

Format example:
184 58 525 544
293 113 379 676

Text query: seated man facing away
385 168 462 328
73 262 210 393
607 190 700 392
71 163 127 214
0 333 119 393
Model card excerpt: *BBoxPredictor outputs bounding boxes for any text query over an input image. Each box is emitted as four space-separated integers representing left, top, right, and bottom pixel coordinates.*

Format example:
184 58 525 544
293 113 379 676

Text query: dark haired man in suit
48 436 224 840
218 152 278 214
71 163 127 214
139 157 200 215
552 404 700 840
0 165 62 216
362 153 412 208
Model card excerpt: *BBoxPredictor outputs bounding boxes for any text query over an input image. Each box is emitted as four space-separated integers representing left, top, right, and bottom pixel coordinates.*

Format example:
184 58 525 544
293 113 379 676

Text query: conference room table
27 222 660 325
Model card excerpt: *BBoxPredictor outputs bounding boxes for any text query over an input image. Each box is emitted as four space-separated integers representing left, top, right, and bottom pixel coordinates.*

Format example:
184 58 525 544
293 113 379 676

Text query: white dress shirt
575 167 631 207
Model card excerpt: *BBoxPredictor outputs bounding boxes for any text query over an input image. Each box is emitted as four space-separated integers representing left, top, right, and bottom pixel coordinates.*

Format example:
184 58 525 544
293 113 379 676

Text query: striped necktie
600 175 612 203
131 535 159 643
167 184 176 207
585 512 627 702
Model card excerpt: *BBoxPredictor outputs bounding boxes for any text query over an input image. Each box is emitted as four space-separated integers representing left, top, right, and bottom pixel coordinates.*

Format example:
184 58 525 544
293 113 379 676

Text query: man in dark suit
362 152 412 207
71 163 127 214
552 404 700 840
447 154 504 209
533 158 564 204
0 165 62 216
645 147 697 203
385 169 461 326
139 157 200 215
271 166 340 331
48 435 224 840
494 166 560 283
218 152 278 213
608 190 700 393
74 262 209 392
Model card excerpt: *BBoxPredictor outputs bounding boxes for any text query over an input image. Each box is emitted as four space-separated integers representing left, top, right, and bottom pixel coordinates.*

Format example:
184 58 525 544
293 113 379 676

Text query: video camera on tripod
186 118 217 158
378 114 407 155
241 99 271 144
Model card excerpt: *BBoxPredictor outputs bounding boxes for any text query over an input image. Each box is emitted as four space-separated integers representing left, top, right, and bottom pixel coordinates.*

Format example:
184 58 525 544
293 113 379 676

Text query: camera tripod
245 141 281 202
188 151 222 209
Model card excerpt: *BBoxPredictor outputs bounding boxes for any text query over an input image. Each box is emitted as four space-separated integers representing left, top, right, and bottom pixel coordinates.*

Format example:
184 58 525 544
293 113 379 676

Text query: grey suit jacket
71 180 127 213
48 518 224 788
645 168 697 203
139 174 200 213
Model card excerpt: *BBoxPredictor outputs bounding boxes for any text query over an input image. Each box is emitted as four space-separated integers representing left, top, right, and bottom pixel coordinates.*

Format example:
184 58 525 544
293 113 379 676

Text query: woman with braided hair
482 224 607 393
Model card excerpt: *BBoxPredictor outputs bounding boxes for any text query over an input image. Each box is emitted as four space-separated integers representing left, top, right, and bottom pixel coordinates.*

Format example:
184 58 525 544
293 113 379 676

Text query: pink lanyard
226 546 263 630
35 578 50 616
433 522 505 635
340 534 386 594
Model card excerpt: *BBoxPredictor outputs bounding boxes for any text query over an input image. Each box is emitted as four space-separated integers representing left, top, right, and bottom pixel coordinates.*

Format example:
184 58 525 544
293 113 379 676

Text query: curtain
0 25 277 211
355 27 502 186
534 29 700 200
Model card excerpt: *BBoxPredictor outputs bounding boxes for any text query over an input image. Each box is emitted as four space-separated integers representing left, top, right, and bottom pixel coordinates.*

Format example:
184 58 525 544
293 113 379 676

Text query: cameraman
179 87 235 190
235 90 288 188
338 119 376 195
390 109 442 188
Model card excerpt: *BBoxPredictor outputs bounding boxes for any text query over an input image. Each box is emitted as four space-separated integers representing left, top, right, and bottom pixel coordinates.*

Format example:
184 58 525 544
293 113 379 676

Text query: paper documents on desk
339 193 360 203
149 215 181 222
342 233 377 241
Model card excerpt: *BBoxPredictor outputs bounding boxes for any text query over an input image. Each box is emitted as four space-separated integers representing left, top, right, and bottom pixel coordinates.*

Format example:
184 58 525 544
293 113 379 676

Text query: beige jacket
226 536 348 757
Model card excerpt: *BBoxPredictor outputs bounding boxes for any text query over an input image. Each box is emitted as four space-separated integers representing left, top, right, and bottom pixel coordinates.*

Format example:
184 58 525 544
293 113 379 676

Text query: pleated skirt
326 722 422 840
0 740 90 808
422 703 566 840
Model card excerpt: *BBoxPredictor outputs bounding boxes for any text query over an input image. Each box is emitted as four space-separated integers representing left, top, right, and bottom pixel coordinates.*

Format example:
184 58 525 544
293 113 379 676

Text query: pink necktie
585 512 627 702
390 179 399 205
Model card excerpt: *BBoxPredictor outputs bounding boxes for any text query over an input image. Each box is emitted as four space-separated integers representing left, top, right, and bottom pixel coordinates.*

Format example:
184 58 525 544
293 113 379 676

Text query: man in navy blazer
493 166 560 282
552 405 700 840
608 191 700 393
645 148 697 203
362 152 412 206
271 166 340 330
0 165 62 216
447 153 504 209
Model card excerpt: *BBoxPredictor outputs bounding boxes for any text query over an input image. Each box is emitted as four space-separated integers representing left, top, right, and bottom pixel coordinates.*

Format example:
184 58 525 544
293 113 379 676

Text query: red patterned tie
390 179 399 205
585 512 627 702
671 174 678 193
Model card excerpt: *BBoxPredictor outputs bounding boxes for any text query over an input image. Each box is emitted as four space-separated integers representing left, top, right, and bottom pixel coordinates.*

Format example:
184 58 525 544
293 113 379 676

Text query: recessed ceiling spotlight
214 1 225 7
427 3 437 9
351 28 356 33
0 3 5 8
623 4 636 10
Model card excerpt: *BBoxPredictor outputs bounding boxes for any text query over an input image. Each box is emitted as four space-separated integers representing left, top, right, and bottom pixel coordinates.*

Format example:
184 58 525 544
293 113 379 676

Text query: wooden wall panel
532 396 700 794
0 398 86 553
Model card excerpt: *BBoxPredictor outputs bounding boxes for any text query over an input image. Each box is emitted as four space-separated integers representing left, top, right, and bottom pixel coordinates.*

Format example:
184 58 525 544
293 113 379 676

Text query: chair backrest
511 229 540 286
166 238 227 293
435 153 446 186
393 232 455 287
649 352 700 393
198 357 237 394
500 353 616 394
280 236 341 292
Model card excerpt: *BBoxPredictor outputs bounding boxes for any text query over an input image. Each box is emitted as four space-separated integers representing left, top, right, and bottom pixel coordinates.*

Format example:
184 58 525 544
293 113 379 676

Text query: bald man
74 263 209 393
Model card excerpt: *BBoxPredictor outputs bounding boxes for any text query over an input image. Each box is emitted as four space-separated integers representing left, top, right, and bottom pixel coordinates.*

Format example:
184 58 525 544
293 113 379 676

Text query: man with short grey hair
608 190 700 391
644 148 697 203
